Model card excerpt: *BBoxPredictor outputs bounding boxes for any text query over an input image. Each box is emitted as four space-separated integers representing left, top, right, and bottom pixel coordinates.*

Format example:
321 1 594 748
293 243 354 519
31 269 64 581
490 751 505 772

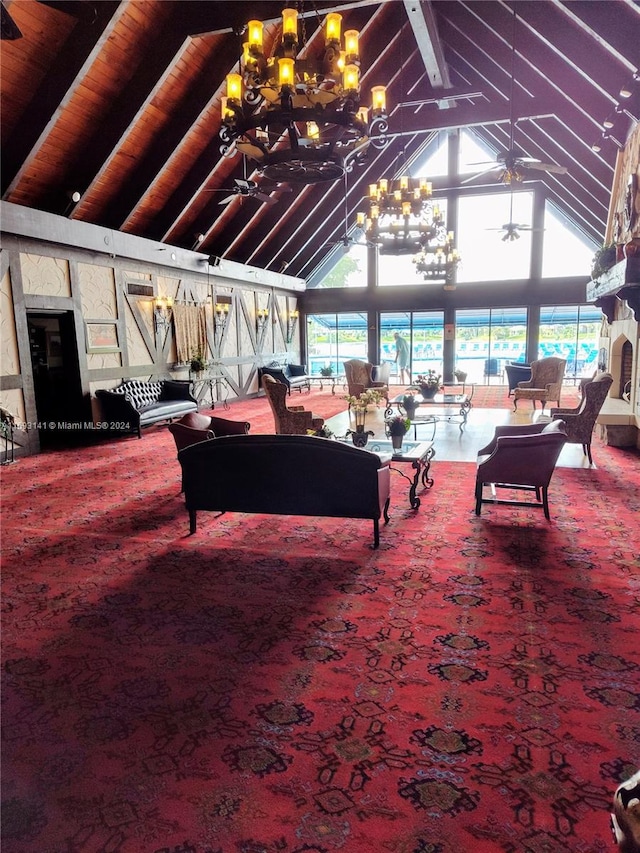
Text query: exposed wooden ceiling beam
403 0 456 108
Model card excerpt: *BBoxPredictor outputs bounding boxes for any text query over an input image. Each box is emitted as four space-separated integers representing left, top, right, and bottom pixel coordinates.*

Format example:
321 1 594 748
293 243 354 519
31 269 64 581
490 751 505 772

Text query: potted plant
344 389 384 446
454 368 468 384
401 392 419 418
189 350 207 373
320 365 334 377
416 370 442 399
591 242 618 279
386 414 411 450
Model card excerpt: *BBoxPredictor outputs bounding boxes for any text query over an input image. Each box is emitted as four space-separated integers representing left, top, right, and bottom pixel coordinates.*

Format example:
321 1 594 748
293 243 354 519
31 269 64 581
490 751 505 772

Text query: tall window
538 305 601 378
542 201 597 278
380 311 444 381
306 313 368 375
455 308 527 383
457 192 533 282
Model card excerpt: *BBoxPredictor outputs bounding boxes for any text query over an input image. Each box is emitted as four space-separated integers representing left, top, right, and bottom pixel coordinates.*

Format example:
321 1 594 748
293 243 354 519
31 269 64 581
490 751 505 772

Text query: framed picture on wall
85 320 120 353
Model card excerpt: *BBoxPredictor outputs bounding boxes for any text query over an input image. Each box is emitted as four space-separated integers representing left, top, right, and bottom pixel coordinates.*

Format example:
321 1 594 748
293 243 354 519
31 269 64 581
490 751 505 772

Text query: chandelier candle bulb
325 13 342 44
226 73 242 101
344 29 359 61
371 85 386 113
282 8 298 42
278 57 295 87
343 64 360 93
247 20 263 53
306 121 319 140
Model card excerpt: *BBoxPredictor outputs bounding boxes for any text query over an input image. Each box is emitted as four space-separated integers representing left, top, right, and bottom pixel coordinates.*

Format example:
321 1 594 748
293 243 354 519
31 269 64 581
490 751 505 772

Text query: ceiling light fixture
356 176 460 279
219 9 389 184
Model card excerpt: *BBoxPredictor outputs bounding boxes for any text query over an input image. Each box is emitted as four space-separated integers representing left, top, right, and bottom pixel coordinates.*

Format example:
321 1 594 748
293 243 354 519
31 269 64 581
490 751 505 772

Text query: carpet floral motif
1 393 639 853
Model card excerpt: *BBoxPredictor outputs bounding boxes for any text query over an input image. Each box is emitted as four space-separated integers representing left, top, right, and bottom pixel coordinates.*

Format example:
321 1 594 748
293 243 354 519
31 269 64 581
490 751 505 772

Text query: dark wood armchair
475 420 567 520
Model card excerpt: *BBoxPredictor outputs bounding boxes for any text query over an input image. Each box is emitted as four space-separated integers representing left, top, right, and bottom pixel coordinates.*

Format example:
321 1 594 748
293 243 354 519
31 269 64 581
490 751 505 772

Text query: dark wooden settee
178 434 391 547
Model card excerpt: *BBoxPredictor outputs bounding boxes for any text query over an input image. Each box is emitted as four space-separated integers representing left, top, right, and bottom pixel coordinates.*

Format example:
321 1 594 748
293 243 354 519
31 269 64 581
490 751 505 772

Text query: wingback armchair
513 357 566 410
546 372 612 465
475 420 567 520
168 412 251 490
344 359 390 404
262 375 325 435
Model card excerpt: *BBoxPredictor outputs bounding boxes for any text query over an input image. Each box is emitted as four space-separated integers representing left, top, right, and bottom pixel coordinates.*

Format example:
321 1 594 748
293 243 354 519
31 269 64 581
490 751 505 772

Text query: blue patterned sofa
96 379 197 438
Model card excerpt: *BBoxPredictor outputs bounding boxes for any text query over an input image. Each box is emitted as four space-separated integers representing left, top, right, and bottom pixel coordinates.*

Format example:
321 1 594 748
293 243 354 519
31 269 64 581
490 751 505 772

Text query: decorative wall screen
172 303 207 363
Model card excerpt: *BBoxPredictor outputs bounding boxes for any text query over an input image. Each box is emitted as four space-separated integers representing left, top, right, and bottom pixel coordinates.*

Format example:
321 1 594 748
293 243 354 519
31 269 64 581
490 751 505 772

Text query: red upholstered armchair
168 412 251 489
262 375 324 435
168 411 250 450
475 420 567 520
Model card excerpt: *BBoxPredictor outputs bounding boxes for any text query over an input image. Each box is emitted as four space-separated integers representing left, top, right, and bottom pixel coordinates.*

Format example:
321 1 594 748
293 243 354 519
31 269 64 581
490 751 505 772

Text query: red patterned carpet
1 396 639 853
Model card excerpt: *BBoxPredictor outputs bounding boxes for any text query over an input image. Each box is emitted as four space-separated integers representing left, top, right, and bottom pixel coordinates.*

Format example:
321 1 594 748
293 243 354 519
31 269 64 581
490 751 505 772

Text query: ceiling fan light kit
219 8 389 184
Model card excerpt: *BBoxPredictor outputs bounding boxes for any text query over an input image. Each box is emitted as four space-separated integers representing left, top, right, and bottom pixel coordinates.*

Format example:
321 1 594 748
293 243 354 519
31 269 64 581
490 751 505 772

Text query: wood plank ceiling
2 0 639 280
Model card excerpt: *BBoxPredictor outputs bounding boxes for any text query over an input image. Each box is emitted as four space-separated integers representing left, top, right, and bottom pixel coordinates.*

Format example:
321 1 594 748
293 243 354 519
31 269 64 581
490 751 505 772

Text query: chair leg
586 443 593 465
474 481 483 515
542 488 551 521
372 518 380 549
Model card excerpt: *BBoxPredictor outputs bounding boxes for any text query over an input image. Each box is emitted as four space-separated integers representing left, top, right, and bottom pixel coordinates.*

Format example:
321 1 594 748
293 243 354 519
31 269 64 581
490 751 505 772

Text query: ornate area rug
2 427 639 852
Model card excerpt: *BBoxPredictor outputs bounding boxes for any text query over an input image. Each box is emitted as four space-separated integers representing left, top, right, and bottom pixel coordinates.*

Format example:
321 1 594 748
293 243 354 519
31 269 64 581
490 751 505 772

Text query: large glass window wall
538 305 601 379
306 313 368 376
380 311 445 382
455 308 528 384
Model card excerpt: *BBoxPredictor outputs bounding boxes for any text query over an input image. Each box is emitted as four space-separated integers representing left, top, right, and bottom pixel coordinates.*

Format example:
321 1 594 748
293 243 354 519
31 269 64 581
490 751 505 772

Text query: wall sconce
154 295 173 331
286 309 299 344
214 301 230 331
256 307 269 331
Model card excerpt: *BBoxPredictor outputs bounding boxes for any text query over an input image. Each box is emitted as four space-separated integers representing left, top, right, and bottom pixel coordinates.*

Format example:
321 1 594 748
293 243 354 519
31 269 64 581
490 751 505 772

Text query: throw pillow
541 419 566 434
288 364 306 377
159 380 190 401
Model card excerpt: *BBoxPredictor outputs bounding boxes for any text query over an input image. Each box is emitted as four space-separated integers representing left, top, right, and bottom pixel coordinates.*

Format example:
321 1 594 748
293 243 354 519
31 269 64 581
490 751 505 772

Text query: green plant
454 368 468 382
591 242 617 279
386 415 411 436
320 365 334 377
344 389 384 410
416 370 442 389
190 349 207 372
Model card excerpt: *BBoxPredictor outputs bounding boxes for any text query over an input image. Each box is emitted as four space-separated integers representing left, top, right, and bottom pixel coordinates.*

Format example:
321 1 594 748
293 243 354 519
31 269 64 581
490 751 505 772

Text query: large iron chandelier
219 9 389 184
359 176 460 275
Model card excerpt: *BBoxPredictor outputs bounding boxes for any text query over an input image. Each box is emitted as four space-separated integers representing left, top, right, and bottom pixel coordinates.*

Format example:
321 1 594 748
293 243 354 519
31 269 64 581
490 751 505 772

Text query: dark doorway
27 312 87 447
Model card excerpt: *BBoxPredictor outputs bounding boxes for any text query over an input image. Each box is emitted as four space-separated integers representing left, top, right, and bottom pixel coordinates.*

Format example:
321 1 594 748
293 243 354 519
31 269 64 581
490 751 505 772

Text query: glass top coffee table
391 388 474 435
335 437 434 509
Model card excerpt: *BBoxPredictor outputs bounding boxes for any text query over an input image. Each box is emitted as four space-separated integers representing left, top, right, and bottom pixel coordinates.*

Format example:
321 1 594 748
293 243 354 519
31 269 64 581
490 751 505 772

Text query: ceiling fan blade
254 191 277 204
218 194 236 205
460 164 499 184
524 161 568 174
236 142 265 162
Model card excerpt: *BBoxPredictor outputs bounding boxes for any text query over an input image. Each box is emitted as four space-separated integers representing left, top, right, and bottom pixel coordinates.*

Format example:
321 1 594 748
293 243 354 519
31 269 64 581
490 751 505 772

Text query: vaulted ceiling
2 0 639 281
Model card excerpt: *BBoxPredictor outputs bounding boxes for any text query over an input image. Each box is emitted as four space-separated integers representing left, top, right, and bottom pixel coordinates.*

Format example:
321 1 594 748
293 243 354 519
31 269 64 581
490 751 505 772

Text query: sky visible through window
316 130 597 287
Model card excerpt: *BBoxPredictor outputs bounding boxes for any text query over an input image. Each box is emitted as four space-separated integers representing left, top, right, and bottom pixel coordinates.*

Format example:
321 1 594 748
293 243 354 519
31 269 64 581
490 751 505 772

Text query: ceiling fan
486 190 544 241
204 177 291 206
462 7 568 186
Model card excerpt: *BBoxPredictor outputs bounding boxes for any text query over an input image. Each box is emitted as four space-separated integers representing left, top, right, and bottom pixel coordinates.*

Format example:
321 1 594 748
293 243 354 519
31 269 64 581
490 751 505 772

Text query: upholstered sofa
178 434 392 547
96 379 198 437
257 363 310 394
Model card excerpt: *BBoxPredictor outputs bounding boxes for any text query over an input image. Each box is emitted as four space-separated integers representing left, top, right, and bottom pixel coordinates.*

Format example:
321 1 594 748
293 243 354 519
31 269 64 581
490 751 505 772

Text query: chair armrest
208 416 250 436
96 389 138 418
